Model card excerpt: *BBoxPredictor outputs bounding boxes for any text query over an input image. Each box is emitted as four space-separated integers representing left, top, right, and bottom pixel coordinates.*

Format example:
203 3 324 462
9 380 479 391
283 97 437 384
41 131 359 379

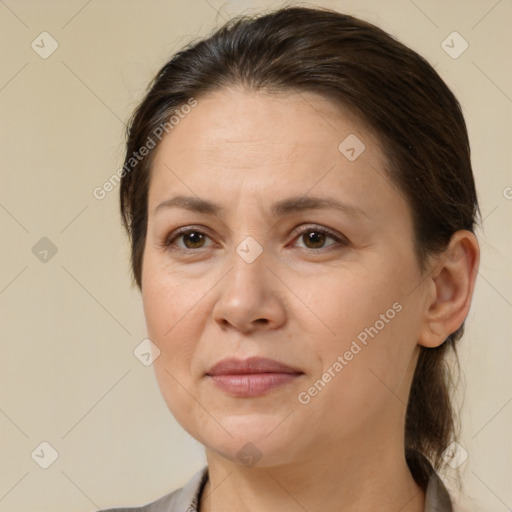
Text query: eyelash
162 224 348 253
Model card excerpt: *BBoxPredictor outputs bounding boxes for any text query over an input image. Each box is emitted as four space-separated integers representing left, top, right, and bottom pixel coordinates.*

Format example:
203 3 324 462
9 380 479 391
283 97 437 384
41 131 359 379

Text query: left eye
292 226 343 250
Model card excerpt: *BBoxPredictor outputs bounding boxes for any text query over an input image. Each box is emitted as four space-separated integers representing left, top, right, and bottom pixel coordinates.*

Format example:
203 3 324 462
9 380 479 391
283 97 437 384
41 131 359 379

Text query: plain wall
0 1 511 511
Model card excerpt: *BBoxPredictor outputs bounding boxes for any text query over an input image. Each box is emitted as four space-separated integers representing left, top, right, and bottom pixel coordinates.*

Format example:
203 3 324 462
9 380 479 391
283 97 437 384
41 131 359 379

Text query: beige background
0 0 510 511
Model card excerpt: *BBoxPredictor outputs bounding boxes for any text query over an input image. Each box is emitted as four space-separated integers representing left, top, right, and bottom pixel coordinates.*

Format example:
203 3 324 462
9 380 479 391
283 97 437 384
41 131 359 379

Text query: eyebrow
152 194 368 219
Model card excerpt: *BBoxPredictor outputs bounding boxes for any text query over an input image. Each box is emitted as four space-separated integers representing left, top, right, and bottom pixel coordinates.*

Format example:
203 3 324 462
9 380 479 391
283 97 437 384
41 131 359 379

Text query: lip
206 357 304 397
207 356 302 376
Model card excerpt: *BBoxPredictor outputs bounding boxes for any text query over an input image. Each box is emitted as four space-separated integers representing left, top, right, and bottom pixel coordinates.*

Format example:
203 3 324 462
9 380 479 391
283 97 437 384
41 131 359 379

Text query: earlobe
419 230 480 348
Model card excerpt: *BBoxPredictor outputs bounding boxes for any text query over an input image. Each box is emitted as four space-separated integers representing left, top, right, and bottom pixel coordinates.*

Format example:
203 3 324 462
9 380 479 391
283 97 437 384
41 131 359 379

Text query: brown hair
120 5 479 490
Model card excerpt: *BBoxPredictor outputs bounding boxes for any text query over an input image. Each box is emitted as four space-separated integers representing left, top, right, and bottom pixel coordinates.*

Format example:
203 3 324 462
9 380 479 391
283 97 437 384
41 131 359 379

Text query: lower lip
208 373 302 397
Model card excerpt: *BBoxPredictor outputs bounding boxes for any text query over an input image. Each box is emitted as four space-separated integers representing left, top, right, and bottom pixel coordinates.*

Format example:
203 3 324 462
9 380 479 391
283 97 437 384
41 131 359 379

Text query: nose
212 243 287 334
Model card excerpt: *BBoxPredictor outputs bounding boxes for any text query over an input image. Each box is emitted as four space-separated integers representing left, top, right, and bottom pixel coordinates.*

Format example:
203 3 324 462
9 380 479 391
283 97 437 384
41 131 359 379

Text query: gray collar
424 468 453 512
171 465 208 511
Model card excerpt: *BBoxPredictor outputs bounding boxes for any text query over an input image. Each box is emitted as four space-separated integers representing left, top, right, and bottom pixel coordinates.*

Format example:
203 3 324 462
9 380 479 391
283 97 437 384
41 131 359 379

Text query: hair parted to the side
119 6 479 490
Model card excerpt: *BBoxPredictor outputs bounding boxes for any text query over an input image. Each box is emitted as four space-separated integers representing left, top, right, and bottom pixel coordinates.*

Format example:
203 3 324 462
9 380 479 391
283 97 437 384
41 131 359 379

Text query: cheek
301 264 420 411
298 314 415 439
142 250 197 336
306 269 402 345
141 257 201 374
141 267 202 421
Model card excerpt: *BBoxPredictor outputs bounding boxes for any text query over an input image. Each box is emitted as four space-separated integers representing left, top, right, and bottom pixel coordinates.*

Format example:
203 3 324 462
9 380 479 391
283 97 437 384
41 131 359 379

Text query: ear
419 230 480 348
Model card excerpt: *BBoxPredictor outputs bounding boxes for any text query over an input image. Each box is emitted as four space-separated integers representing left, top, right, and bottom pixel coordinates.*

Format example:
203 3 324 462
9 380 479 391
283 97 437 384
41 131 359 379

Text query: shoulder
97 466 209 512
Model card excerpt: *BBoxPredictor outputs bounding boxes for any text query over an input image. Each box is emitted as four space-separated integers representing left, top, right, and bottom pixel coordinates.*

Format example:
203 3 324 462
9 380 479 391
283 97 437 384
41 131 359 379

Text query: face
141 87 430 467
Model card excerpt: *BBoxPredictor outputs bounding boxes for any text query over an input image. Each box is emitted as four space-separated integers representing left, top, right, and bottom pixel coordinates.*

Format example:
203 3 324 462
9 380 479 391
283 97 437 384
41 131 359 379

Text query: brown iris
302 231 327 249
182 231 206 249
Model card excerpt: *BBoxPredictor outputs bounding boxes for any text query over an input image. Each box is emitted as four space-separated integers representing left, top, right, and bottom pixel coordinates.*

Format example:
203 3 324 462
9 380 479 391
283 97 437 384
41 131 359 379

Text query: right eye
164 227 215 251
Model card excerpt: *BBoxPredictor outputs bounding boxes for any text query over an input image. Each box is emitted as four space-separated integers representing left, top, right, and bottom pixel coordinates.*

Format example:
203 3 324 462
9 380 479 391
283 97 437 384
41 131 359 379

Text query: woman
102 6 479 512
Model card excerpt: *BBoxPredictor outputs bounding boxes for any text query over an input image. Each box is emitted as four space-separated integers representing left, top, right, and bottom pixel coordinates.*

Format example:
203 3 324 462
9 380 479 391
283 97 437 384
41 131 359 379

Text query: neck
199 433 425 512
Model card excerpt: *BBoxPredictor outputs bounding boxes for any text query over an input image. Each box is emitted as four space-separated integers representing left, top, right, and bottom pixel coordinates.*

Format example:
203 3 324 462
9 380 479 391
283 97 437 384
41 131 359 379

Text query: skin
141 87 479 512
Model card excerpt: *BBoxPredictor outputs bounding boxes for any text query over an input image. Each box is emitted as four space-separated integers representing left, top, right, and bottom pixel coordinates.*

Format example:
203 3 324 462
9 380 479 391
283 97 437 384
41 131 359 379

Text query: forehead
148 87 405 221
154 86 377 164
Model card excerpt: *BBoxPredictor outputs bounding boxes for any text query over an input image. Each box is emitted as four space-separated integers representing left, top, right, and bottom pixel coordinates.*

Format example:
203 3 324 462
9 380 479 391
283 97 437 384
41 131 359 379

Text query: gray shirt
99 464 453 512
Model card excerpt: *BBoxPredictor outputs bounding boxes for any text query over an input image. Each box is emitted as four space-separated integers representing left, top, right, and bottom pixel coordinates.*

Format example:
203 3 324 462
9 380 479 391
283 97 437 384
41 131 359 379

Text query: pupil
304 231 325 248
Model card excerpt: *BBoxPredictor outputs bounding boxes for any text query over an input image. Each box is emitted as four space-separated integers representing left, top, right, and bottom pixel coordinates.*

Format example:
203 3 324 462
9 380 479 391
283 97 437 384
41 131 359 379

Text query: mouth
206 356 304 397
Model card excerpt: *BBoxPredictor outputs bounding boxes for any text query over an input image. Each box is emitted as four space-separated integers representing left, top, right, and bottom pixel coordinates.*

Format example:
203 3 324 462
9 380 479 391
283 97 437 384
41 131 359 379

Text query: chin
192 417 302 468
